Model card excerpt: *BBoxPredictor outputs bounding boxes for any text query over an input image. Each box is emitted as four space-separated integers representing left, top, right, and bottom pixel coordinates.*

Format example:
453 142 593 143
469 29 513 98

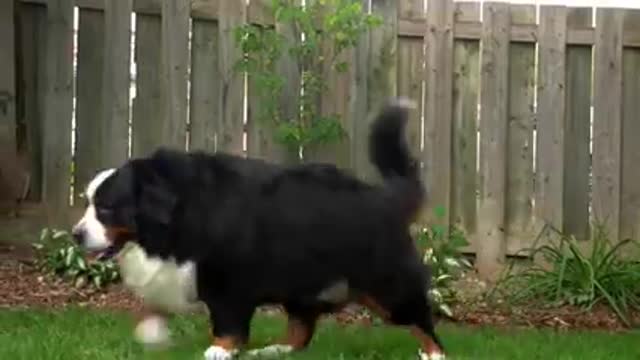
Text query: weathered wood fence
3 0 640 276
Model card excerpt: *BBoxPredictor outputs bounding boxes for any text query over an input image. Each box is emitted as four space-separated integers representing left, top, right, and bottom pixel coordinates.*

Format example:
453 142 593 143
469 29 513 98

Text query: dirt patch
0 242 637 331
0 242 143 311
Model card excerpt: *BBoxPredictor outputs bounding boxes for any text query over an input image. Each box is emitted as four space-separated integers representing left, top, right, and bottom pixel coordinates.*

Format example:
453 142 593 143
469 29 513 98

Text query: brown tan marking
410 325 444 356
358 295 390 320
105 226 134 243
212 335 242 351
279 316 316 350
358 295 443 356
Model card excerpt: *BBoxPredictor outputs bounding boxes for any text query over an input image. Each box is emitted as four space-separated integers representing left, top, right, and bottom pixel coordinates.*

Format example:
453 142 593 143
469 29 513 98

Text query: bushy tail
369 98 425 220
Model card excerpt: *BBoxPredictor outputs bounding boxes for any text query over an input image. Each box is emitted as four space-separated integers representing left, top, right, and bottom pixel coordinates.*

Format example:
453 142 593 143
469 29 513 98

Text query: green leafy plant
418 206 472 318
32 228 120 289
234 0 382 158
496 224 640 326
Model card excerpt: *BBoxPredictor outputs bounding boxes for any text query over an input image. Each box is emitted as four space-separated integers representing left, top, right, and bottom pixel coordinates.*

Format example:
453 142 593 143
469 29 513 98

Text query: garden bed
1 242 638 332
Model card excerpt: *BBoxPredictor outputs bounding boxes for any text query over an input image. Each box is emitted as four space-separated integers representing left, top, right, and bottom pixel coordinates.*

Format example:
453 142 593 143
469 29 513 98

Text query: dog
71 98 445 360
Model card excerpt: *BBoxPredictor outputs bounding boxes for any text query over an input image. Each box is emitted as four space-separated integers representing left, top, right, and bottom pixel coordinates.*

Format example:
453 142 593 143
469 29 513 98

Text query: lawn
1 308 639 360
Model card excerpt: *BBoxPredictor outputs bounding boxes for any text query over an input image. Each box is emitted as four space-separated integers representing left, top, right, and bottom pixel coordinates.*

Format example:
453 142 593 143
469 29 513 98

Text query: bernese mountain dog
71 99 445 359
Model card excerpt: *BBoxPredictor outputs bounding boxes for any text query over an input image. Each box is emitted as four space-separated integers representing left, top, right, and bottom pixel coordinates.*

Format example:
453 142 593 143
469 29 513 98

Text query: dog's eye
96 208 113 217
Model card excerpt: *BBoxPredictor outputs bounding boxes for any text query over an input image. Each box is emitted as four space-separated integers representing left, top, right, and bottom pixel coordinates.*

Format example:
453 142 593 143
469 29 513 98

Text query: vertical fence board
247 1 296 163
362 0 398 180
398 0 425 155
161 0 189 150
247 65 280 161
423 0 453 224
132 14 162 157
0 0 18 185
189 19 219 152
217 0 246 154
369 0 398 110
304 0 353 168
42 0 74 223
75 9 104 202
451 2 479 241
477 2 509 278
349 0 371 178
564 8 593 241
621 10 640 241
506 5 536 254
593 9 624 241
246 28 285 162
535 6 567 236
102 0 132 166
18 4 47 200
309 33 355 166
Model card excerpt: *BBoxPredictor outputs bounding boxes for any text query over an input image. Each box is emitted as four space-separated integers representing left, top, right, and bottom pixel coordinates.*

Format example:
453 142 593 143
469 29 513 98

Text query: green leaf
439 303 454 318
64 248 75 267
39 228 50 243
52 230 68 240
93 276 103 289
75 276 87 288
433 205 446 219
76 257 87 271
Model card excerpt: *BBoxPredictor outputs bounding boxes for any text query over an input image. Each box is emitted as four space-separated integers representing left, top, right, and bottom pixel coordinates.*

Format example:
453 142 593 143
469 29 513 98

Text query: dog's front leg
133 306 171 347
202 298 255 360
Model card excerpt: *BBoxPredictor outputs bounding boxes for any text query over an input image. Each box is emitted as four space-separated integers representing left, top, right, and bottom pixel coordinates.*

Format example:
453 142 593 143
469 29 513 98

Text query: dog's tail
369 98 425 221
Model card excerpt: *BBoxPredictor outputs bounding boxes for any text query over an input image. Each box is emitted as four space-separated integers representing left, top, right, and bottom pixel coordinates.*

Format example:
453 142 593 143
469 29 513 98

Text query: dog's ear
138 182 177 225
132 159 177 227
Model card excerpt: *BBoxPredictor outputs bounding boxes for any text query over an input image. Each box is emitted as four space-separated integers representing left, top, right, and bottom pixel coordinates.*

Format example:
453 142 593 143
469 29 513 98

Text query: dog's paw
419 350 446 360
133 315 170 347
245 344 293 358
204 345 236 360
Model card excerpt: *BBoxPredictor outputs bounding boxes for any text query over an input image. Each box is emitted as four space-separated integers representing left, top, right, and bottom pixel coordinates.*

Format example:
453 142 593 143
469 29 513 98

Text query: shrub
496 224 640 326
234 0 381 158
32 228 120 289
418 207 472 318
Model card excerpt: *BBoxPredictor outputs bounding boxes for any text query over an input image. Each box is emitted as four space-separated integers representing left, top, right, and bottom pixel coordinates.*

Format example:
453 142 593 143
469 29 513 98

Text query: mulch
1 242 637 332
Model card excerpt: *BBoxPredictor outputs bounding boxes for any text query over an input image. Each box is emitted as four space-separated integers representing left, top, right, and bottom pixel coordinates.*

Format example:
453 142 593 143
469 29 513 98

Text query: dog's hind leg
246 302 321 358
359 291 445 359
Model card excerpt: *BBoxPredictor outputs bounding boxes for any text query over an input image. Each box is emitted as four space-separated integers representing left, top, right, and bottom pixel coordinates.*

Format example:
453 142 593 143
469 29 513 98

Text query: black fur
92 100 442 352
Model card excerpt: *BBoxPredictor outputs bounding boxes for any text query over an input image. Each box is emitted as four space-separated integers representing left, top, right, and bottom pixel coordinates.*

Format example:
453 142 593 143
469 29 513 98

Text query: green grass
1 308 639 360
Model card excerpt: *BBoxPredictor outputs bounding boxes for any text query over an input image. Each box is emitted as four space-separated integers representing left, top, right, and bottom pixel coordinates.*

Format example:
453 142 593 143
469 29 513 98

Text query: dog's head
71 153 179 260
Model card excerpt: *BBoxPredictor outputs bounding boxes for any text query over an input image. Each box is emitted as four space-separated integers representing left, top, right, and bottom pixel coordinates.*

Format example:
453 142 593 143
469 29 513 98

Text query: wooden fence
4 0 640 277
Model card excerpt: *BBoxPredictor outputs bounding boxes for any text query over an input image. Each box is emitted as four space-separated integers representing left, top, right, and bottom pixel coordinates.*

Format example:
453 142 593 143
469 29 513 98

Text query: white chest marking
117 242 200 313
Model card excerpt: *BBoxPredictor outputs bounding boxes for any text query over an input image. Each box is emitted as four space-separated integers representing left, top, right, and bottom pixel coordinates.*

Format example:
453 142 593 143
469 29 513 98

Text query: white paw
204 345 236 360
419 350 446 360
245 344 293 358
134 315 170 347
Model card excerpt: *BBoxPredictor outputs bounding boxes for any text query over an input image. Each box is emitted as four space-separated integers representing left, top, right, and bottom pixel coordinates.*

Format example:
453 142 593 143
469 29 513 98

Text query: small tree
235 0 381 159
